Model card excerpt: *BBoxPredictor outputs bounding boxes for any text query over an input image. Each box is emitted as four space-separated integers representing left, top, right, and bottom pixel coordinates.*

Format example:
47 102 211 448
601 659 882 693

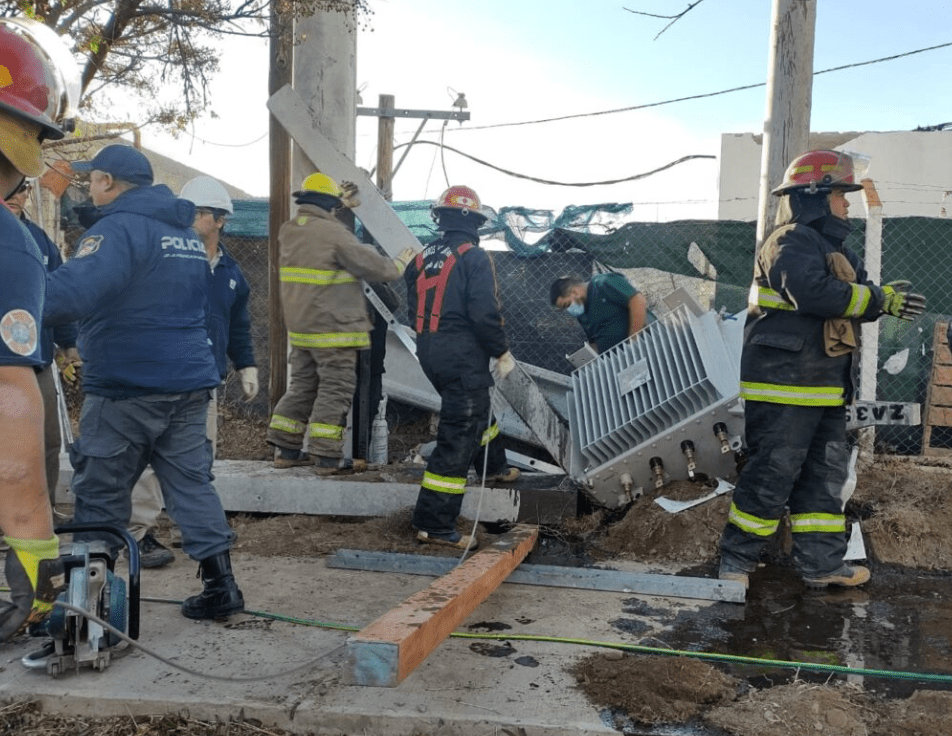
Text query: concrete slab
56 456 522 524
0 550 717 735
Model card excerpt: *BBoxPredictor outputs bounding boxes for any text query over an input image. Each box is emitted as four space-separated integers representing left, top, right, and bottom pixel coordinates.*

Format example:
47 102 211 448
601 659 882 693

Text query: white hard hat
180 175 233 214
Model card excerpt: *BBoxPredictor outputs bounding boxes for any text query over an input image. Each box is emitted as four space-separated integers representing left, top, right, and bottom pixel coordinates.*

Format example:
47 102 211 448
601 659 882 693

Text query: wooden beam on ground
327 549 745 603
343 525 538 687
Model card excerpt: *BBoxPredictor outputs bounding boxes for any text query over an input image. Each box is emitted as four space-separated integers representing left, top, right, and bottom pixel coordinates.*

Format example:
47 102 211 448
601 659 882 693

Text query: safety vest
413 243 473 334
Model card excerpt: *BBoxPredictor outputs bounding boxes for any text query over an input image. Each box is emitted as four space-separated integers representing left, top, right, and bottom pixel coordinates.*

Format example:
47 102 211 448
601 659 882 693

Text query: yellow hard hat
296 172 343 198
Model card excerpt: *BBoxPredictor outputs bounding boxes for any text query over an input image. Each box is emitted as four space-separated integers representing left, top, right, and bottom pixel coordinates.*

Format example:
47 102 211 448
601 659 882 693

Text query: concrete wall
718 130 952 221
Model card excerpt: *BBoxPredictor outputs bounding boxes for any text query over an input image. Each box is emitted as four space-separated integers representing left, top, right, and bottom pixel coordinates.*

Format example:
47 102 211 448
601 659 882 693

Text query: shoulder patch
75 234 104 258
296 216 309 226
0 309 38 357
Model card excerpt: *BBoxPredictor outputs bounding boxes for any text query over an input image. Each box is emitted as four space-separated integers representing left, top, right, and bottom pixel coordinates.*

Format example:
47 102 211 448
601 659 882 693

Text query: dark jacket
0 205 45 368
740 194 885 406
44 185 219 398
208 242 255 379
405 231 509 390
21 216 77 366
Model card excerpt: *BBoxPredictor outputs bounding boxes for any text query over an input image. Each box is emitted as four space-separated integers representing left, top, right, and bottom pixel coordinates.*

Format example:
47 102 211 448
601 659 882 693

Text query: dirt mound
571 652 737 726
705 680 870 736
590 479 730 564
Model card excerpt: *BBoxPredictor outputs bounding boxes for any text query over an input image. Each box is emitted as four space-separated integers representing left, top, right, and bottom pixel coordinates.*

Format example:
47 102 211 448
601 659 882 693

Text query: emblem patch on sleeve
75 234 104 258
0 309 38 356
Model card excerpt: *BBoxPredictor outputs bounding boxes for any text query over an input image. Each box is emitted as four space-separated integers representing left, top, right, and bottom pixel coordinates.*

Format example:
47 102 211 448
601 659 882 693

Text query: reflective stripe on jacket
740 222 884 407
278 205 402 350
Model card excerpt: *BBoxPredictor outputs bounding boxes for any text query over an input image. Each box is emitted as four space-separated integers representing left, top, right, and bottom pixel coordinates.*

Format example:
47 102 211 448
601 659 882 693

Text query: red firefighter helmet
431 185 487 221
0 18 78 140
772 150 867 196
0 18 79 177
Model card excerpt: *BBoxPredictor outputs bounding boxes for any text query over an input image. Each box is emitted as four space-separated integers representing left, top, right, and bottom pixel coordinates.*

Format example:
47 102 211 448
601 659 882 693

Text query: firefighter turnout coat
741 217 886 408
277 204 402 350
404 232 509 388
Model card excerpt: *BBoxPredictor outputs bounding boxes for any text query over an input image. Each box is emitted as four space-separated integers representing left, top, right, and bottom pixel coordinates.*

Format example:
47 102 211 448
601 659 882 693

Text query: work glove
238 366 259 402
881 280 926 321
394 247 416 272
340 180 361 209
54 347 82 385
0 535 65 642
491 350 517 381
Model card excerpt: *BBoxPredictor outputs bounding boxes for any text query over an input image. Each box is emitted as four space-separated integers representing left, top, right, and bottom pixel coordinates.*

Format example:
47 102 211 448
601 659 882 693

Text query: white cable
455 384 497 567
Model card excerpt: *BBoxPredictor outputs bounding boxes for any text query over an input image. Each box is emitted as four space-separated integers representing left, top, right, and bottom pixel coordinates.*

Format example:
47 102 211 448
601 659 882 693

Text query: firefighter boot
273 445 312 469
181 552 245 620
484 467 520 484
803 565 871 589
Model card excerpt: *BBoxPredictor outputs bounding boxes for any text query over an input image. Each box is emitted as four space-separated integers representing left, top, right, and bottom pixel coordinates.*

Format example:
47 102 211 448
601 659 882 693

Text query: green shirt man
550 272 650 353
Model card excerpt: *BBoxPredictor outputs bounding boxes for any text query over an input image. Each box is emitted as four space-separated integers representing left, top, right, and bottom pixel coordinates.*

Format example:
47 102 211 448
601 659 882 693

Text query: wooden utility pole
376 94 395 201
267 7 292 411
756 0 817 251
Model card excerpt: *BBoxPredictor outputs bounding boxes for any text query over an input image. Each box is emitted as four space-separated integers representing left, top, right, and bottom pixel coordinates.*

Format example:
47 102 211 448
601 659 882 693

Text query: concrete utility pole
292 8 357 182
756 0 817 250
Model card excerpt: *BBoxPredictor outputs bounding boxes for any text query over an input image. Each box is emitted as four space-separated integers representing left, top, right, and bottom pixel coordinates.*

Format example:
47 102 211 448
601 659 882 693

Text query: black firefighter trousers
412 379 507 535
719 401 851 580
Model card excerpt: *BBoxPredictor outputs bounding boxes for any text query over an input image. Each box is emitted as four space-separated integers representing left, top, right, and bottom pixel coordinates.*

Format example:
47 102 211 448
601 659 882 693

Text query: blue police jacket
208 242 255 380
0 205 45 368
21 217 78 366
44 185 219 398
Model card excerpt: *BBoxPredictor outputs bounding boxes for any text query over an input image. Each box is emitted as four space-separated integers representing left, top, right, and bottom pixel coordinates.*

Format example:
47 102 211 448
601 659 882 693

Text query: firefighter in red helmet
0 17 80 641
718 150 925 591
404 185 519 550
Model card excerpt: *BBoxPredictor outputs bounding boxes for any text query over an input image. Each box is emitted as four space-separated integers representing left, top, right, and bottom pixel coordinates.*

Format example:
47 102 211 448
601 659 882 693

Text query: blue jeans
70 391 233 561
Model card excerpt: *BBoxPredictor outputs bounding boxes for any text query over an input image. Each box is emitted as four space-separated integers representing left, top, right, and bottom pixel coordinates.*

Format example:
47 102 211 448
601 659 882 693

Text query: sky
139 0 952 221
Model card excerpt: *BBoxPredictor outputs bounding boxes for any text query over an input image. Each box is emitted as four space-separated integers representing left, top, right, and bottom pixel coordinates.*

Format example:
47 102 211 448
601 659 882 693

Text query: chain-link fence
61 198 952 458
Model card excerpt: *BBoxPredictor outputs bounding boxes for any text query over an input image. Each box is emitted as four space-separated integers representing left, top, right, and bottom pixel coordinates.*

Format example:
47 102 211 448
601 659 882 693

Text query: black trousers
719 401 850 579
412 379 507 535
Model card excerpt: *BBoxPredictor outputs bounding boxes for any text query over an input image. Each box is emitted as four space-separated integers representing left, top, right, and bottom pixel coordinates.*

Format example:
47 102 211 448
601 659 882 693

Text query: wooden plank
933 364 952 387
327 549 746 603
343 525 538 687
936 321 949 347
926 406 952 426
928 385 952 408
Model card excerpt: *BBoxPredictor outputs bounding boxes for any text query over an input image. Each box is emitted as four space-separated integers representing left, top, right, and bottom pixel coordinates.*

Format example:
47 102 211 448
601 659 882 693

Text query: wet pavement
653 563 952 699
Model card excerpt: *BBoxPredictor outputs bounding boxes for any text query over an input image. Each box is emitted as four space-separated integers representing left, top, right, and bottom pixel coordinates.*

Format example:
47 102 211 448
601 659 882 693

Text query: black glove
881 280 926 321
0 535 65 642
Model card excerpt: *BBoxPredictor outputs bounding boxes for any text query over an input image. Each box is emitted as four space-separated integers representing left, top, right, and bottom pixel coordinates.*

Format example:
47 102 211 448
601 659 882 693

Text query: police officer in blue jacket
44 145 243 620
127 175 257 568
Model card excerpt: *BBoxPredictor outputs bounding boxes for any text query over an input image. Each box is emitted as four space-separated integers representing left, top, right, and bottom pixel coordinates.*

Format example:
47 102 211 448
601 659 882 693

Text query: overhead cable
456 41 952 132
393 140 714 187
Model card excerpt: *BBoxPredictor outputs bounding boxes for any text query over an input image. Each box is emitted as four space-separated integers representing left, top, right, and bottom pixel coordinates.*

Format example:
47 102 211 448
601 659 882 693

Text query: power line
394 140 714 186
455 40 952 132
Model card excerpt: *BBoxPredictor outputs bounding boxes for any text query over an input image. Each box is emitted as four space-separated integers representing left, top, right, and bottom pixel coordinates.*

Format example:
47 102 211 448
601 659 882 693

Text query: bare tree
623 0 706 40
1 0 372 130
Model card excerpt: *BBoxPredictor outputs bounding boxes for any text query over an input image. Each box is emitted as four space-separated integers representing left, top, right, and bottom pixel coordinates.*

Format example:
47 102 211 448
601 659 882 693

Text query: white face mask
566 301 584 317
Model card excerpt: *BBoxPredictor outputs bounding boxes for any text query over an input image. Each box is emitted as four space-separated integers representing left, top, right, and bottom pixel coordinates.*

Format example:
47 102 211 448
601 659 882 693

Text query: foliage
0 0 373 130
